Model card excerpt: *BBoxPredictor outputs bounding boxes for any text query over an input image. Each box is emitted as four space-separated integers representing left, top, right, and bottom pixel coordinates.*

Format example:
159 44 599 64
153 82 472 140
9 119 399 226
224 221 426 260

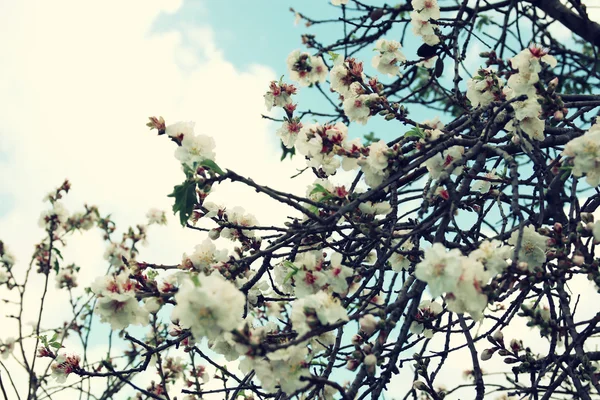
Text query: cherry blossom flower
51 353 80 383
414 243 463 297
563 121 600 186
372 39 406 77
508 225 548 270
91 271 149 330
174 132 216 169
343 93 379 125
276 118 303 148
171 273 245 341
291 291 349 335
181 238 228 274
326 252 353 294
409 300 442 338
264 80 297 111
412 0 441 20
286 50 328 86
146 208 167 225
0 337 14 360
165 121 194 139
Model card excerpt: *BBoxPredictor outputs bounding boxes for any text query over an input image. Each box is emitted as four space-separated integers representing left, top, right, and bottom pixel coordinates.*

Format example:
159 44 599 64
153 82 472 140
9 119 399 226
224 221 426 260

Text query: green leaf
52 248 63 260
199 159 225 175
309 184 330 196
404 126 425 139
167 180 198 226
280 141 296 161
328 51 340 62
50 342 62 349
363 132 380 146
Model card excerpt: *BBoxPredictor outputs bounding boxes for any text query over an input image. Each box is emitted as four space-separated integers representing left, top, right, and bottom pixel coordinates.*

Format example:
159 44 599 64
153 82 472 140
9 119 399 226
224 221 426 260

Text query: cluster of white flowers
507 225 548 270
291 291 349 335
372 39 406 77
51 353 81 383
146 208 167 225
275 250 354 298
90 271 149 330
296 122 347 175
343 92 380 125
504 45 557 142
424 145 465 180
167 121 217 170
330 58 365 99
286 50 328 86
328 56 382 125
55 264 78 289
171 273 245 341
563 119 600 186
466 68 505 108
410 0 441 46
415 241 511 320
0 337 14 359
240 344 311 395
360 140 393 187
220 206 260 240
181 238 228 274
103 242 128 267
264 80 297 111
38 201 69 232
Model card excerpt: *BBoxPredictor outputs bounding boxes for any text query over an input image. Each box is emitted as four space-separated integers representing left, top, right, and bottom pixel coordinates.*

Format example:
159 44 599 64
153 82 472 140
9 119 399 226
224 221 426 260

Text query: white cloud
0 1 314 397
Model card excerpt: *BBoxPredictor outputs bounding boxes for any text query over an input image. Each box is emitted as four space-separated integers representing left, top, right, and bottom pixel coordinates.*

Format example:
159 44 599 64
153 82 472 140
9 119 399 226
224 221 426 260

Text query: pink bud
359 315 378 336
553 110 564 120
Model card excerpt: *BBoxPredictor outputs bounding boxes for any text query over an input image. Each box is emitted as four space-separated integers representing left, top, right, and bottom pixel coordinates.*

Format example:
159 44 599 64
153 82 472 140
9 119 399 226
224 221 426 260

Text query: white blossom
166 121 194 139
343 93 379 125
508 225 548 270
563 121 600 186
291 291 349 335
91 271 149 330
171 273 245 341
174 132 216 169
414 243 464 297
372 39 406 77
412 0 440 20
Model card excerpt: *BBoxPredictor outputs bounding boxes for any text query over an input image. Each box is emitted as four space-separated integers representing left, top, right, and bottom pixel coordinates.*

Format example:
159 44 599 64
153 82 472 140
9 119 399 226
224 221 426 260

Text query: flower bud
573 255 585 266
364 354 377 366
480 348 496 361
553 110 564 120
493 330 504 343
548 77 559 91
581 213 594 224
346 359 359 371
413 380 427 390
208 229 220 240
351 334 363 345
359 315 378 336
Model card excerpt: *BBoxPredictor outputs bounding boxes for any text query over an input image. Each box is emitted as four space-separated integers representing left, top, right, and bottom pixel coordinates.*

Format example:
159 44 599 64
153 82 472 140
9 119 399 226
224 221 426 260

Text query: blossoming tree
3 0 600 399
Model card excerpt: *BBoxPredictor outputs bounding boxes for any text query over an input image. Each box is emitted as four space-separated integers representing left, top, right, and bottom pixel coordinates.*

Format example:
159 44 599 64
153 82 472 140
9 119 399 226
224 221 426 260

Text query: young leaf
200 159 225 175
168 180 198 226
404 126 425 139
